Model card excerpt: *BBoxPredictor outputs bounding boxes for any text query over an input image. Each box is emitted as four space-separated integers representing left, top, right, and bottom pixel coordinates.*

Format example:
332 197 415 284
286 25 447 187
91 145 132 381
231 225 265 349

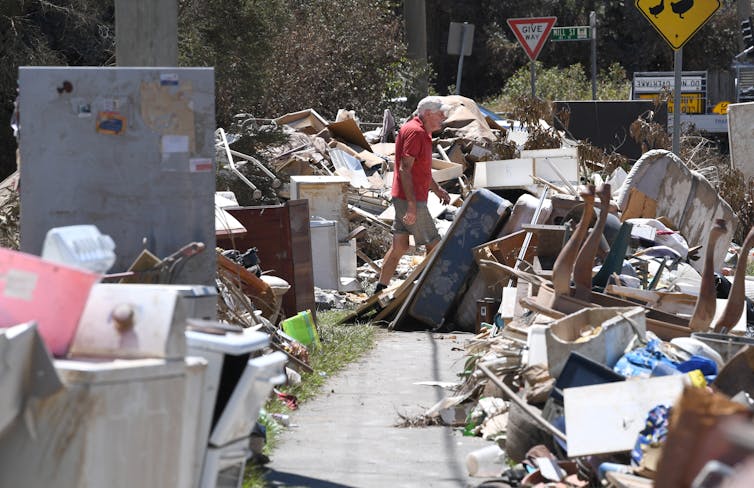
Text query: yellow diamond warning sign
635 0 720 50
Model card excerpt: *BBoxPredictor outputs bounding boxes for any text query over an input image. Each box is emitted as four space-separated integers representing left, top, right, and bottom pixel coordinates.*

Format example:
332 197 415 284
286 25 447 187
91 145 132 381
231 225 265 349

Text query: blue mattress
405 188 511 328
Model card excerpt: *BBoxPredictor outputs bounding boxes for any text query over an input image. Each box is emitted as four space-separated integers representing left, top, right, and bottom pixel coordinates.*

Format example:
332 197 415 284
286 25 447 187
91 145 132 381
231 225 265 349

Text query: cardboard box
327 118 372 152
431 158 463 182
274 109 328 135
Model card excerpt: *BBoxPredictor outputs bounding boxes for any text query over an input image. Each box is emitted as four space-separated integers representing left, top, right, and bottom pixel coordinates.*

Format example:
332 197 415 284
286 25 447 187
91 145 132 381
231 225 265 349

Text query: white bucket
466 444 505 477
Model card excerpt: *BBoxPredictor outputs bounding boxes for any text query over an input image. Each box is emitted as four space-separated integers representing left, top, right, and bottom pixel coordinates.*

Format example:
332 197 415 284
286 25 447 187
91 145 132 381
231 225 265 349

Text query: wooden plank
348 204 392 230
356 249 381 274
478 260 548 288
119 248 161 284
606 284 697 316
340 256 432 325
217 255 276 317
605 472 654 488
472 229 534 268
519 296 566 319
373 268 426 323
372 292 404 322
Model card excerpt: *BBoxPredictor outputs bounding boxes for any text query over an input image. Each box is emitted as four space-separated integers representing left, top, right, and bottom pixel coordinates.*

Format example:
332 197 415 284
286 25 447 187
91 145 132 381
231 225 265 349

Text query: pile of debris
365 154 754 486
212 95 754 485
213 96 525 298
5 88 754 487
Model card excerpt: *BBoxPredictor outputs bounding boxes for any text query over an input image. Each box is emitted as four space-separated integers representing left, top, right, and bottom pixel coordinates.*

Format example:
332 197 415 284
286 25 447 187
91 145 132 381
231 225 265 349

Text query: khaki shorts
392 198 440 246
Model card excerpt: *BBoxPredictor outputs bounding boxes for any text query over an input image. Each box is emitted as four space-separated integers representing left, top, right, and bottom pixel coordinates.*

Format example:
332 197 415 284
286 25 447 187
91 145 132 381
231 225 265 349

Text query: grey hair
415 96 449 116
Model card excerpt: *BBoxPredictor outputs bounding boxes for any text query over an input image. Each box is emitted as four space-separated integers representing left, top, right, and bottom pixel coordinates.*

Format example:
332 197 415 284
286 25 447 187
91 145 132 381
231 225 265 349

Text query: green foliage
0 0 115 179
0 0 745 181
178 0 288 127
485 61 630 111
178 0 426 123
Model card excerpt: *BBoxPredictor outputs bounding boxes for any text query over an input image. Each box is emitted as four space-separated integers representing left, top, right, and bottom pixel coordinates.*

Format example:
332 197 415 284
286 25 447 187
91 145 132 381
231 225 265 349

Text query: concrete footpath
265 328 496 488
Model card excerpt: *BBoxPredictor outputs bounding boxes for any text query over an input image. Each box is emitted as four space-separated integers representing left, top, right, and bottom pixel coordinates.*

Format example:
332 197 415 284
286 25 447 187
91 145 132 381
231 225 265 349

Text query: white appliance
0 283 215 488
186 328 287 488
70 283 217 359
289 175 350 241
0 321 62 438
309 218 340 290
18 67 216 286
180 356 210 488
0 358 197 488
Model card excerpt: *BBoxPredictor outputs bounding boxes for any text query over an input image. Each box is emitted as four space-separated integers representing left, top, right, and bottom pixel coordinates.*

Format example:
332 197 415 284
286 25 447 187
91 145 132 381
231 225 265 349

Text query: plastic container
526 324 549 367
550 351 624 405
41 224 116 273
691 332 754 363
281 310 320 347
0 248 100 356
466 444 505 477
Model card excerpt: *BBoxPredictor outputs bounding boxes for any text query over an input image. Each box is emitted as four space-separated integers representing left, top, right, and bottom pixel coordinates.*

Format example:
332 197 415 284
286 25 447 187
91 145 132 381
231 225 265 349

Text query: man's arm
399 155 417 225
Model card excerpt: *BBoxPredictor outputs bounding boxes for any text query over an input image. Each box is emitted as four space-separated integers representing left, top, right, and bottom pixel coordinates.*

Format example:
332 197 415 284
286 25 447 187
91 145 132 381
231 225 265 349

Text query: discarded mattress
615 149 737 273
440 95 498 142
402 188 511 329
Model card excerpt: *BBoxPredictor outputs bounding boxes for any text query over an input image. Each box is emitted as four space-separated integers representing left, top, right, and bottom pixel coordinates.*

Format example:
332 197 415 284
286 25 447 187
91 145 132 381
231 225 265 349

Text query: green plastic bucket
282 310 320 347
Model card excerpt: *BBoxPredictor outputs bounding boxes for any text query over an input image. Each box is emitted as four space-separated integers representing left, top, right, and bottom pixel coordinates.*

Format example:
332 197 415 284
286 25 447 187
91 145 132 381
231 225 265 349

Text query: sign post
590 11 597 100
507 17 557 98
548 12 598 99
634 0 721 155
448 22 475 95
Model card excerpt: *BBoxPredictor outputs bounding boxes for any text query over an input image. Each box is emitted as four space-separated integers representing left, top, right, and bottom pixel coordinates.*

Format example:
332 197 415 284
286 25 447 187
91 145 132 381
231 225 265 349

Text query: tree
0 0 115 179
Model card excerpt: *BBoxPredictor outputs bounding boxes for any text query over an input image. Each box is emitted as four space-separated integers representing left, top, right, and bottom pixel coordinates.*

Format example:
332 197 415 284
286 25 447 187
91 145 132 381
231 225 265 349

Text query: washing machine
186 328 287 488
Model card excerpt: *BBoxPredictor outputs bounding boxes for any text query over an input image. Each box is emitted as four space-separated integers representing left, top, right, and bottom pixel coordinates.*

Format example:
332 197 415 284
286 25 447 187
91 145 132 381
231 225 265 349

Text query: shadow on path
265 469 356 488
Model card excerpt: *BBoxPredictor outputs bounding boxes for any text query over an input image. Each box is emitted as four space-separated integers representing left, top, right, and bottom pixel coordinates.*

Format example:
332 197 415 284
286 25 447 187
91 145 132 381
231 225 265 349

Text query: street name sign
635 0 721 50
550 26 592 41
507 17 557 60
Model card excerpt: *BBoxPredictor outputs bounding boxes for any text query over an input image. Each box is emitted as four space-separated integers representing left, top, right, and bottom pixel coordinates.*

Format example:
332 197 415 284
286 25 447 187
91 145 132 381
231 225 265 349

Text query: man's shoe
372 283 388 296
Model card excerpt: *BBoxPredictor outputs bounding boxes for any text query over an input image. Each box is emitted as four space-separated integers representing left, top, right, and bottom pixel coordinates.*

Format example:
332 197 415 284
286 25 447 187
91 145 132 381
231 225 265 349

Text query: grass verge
243 310 377 487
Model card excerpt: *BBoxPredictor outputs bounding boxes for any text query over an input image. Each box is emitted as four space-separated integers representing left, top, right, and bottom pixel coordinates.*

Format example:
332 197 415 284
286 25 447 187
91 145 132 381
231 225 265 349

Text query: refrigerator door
18 67 216 285
200 437 250 488
186 328 269 356
208 351 287 446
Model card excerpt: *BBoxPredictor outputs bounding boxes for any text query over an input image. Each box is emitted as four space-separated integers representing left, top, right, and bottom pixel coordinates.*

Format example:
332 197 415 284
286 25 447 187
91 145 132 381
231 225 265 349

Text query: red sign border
507 17 558 60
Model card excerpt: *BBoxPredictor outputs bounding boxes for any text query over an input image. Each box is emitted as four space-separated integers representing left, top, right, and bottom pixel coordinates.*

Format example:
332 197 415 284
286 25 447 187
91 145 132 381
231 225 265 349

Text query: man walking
374 96 451 294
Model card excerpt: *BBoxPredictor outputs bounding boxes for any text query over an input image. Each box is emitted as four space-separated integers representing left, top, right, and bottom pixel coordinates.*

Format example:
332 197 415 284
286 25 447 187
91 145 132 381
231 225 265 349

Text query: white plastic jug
42 224 116 274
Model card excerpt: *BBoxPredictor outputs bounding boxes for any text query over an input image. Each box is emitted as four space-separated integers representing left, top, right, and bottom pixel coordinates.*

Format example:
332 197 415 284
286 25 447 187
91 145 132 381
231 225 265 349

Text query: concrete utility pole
115 0 178 66
590 11 597 100
737 0 753 49
737 0 752 21
404 0 428 96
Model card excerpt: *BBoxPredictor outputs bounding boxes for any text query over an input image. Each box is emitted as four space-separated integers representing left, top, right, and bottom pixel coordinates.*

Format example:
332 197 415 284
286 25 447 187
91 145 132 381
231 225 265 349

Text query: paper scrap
162 135 189 154
4 270 38 300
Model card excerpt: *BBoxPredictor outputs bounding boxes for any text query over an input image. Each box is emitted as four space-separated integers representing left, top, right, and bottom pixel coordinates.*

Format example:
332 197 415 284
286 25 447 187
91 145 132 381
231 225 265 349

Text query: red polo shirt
391 116 433 202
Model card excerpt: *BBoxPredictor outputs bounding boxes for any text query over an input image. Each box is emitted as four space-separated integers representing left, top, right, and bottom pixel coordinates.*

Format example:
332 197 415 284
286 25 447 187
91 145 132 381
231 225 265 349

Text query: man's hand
434 187 450 205
403 201 417 225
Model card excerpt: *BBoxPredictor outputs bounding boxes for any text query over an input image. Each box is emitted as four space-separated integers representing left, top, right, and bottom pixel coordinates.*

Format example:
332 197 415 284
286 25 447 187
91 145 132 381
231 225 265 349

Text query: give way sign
507 17 557 60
